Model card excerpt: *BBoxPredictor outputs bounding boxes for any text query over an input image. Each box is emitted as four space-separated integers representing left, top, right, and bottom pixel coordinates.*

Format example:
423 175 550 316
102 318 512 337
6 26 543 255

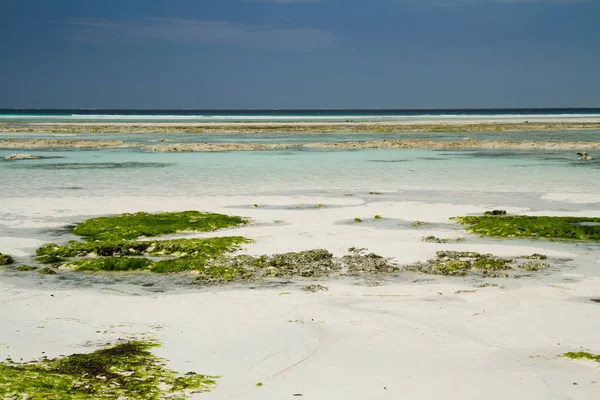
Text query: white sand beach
1 194 599 399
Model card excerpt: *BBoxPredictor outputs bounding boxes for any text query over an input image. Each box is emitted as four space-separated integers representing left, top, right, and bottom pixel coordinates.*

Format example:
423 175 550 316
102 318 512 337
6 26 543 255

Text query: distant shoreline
1 121 600 134
2 138 600 152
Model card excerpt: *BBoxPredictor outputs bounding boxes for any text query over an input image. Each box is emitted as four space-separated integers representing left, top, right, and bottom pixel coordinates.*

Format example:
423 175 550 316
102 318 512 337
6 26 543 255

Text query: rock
484 210 507 216
4 153 42 160
577 152 593 160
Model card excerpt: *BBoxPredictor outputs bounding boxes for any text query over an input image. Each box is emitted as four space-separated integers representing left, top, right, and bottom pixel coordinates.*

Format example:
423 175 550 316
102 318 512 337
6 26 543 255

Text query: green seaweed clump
354 218 363 223
562 351 600 364
37 237 251 273
452 216 600 241
0 253 14 265
374 215 383 220
17 265 38 272
38 237 250 265
70 257 153 272
0 340 218 399
39 267 57 275
72 211 248 241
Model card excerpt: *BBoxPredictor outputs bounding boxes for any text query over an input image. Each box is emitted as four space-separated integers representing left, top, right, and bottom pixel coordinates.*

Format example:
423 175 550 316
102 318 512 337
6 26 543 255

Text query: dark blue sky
1 0 599 109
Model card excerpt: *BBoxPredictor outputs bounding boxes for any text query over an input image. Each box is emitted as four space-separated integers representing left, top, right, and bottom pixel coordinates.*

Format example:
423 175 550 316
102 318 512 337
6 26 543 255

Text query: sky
1 0 599 109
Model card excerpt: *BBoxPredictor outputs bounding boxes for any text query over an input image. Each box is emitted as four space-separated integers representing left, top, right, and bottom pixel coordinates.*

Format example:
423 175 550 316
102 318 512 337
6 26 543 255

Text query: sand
1 194 600 399
2 138 600 152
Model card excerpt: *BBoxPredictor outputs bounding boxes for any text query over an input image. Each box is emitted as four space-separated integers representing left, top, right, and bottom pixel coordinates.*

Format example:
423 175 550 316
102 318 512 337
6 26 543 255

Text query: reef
452 215 600 241
406 251 552 277
2 122 600 134
3 138 600 153
0 340 218 399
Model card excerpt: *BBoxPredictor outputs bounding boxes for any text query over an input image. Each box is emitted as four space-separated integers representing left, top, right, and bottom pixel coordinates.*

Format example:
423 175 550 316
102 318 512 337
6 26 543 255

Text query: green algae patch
71 257 153 272
0 340 218 399
17 265 38 272
562 352 600 364
452 216 600 241
406 251 550 278
0 253 14 265
38 237 251 262
41 237 252 273
72 211 248 241
35 211 252 274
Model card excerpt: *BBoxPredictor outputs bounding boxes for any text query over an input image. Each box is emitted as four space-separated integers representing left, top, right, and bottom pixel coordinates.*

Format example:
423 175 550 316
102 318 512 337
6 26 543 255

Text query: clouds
65 18 338 52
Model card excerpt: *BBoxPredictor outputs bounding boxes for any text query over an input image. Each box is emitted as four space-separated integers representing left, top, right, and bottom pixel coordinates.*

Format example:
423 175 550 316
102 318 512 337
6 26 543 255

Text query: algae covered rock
407 251 516 277
16 265 38 272
342 248 399 275
0 253 14 265
484 210 507 216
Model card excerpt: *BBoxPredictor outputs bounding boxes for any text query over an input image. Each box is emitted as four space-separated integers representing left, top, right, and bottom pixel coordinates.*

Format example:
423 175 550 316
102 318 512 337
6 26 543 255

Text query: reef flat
1 121 600 134
2 138 600 152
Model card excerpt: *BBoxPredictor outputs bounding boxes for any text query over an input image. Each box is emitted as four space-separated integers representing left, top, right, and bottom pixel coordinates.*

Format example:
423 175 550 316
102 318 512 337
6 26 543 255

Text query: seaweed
72 211 248 241
70 257 153 272
0 340 218 399
452 216 600 241
561 352 600 364
37 237 250 263
35 211 252 274
0 253 14 265
16 265 38 272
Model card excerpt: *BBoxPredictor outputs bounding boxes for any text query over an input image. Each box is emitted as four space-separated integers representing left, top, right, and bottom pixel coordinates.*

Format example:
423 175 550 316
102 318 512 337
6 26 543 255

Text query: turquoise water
1 146 599 199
